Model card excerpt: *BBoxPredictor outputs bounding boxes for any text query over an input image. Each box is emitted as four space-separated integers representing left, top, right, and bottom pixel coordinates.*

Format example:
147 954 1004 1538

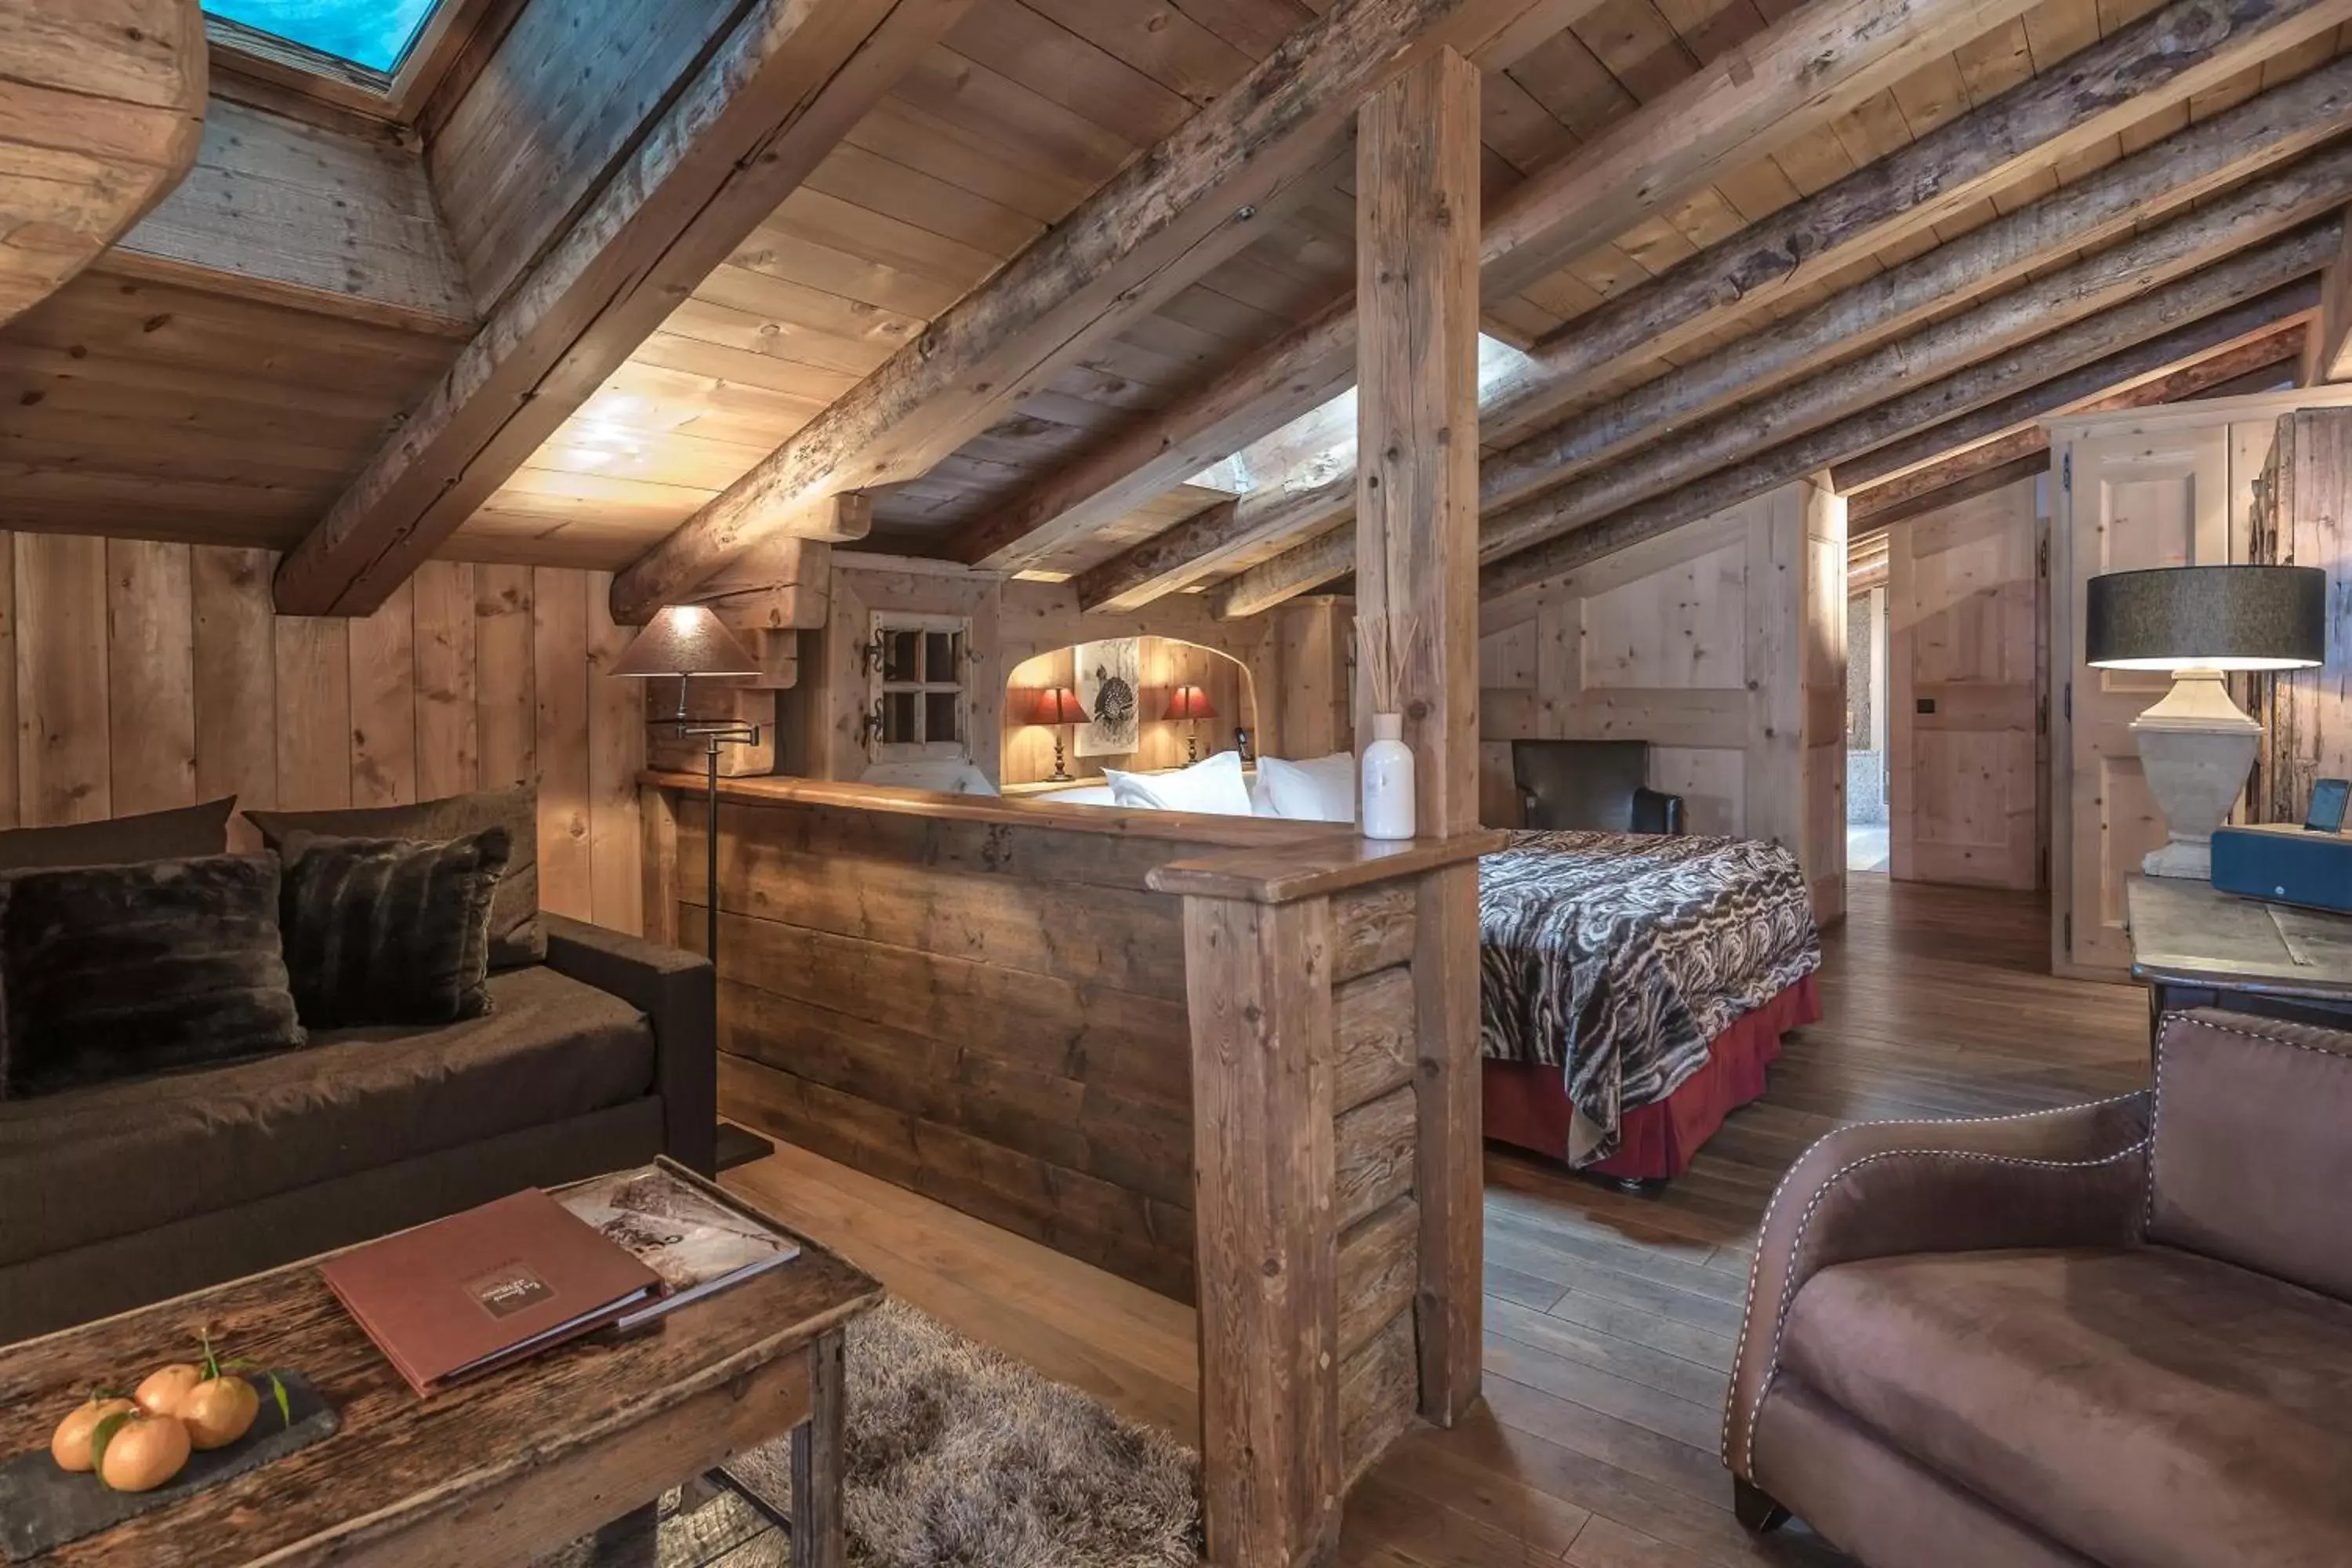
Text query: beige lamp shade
610 605 760 679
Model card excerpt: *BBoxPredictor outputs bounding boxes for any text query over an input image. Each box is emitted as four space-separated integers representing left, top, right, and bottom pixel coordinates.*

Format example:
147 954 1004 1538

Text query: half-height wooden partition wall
641 774 1494 1566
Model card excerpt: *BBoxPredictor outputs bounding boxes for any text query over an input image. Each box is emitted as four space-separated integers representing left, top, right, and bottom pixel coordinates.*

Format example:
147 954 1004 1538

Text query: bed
1478 829 1822 1182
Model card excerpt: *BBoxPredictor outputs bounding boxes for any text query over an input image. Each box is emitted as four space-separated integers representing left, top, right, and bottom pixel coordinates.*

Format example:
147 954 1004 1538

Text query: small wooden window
867 612 972 761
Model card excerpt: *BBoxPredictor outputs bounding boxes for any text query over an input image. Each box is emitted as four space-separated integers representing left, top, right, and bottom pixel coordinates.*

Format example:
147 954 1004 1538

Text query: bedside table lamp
1163 683 1216 763
2086 564 2325 879
1029 685 1083 781
611 605 767 1169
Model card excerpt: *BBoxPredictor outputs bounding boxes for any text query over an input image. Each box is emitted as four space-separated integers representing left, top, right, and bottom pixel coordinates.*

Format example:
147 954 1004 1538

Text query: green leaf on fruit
87 1411 131 1487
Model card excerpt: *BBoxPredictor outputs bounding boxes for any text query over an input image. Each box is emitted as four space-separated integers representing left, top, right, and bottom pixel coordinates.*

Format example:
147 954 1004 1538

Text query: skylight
1189 334 1537 495
204 0 444 74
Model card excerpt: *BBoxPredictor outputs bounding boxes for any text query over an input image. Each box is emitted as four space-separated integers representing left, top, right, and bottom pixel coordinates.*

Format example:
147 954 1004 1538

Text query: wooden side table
2125 876 2352 1044
0 1169 879 1567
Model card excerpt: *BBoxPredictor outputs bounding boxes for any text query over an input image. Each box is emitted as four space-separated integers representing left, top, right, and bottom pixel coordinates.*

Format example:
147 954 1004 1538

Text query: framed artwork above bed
1074 637 1140 757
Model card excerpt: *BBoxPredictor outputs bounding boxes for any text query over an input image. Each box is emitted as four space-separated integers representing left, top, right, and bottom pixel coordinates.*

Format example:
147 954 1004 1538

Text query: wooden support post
1355 48 1486 1430
1153 833 1505 1564
1412 860 1481 1422
1354 47 1482 833
1182 894 1341 1568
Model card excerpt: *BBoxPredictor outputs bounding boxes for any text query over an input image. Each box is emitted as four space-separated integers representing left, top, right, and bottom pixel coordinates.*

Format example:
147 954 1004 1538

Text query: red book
321 1189 665 1396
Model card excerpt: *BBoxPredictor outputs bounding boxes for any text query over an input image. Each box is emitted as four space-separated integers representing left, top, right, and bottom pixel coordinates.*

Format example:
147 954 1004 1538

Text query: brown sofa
0 914 714 1346
1725 1007 2352 1567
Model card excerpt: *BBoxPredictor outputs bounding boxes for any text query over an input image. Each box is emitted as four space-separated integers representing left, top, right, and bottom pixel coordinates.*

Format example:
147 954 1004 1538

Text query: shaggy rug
543 1299 1201 1568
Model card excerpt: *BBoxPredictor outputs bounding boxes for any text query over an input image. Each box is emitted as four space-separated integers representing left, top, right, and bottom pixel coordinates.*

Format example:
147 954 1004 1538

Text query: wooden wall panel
274 617 352 812
348 581 419 808
192 546 278 848
0 538 644 932
105 538 196 817
533 570 593 917
2253 408 2352 822
1477 479 1846 921
1272 596 1352 760
0 539 16 829
476 564 537 789
412 559 482 800
586 572 647 938
16 533 111 825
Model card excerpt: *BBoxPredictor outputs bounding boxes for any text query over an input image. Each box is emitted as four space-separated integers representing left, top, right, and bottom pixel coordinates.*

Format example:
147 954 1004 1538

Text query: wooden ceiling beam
2310 207 2352 383
1475 255 2328 603
1849 452 2056 535
1476 0 2053 307
1475 57 2352 525
270 0 964 618
0 0 206 326
1095 0 2352 616
1846 324 2308 526
949 294 1359 572
1836 316 2313 493
1477 0 2352 448
934 0 2047 579
1223 118 2352 615
608 0 1577 622
1073 475 1351 612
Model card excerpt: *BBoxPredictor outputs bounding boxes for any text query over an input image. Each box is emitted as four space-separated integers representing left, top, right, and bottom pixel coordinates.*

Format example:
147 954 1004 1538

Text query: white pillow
1105 750 1254 815
1247 771 1277 818
1258 751 1358 823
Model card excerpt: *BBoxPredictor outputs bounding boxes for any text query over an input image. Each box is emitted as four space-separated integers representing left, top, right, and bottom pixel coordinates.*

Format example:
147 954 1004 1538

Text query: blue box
2211 823 2352 913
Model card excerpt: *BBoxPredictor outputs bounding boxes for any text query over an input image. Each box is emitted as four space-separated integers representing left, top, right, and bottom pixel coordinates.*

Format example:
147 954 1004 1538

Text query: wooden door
2060 426 2231 974
1888 479 2041 888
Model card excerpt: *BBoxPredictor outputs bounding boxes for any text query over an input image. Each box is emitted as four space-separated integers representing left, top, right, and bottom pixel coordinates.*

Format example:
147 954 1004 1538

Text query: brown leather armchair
1726 1008 2352 1568
1511 739 1684 833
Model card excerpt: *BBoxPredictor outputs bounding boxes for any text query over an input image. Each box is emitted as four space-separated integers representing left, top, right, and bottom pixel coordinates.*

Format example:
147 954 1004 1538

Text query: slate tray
0 1371 336 1561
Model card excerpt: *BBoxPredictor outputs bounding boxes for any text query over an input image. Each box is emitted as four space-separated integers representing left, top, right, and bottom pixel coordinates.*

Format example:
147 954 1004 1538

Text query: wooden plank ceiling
1 0 2347 601
461 0 2352 579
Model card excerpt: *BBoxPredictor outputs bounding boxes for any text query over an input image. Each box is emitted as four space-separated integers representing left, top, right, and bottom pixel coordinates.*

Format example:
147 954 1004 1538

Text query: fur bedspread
1478 830 1821 1164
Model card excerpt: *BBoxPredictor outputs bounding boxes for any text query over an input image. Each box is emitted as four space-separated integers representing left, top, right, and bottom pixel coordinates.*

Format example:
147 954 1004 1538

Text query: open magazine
555 1165 800 1330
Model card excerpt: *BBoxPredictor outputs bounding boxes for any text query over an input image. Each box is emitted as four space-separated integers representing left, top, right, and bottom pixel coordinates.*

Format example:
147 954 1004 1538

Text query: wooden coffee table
0 1172 880 1566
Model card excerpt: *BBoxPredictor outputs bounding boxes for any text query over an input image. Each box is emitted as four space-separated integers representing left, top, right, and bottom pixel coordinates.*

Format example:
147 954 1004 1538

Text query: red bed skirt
1482 974 1821 1181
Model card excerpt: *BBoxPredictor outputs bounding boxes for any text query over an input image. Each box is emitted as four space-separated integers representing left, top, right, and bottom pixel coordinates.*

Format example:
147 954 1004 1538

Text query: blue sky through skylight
204 0 441 73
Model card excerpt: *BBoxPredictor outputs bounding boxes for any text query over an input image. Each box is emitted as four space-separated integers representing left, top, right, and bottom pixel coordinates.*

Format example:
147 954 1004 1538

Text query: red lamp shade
1029 686 1084 725
1162 683 1216 722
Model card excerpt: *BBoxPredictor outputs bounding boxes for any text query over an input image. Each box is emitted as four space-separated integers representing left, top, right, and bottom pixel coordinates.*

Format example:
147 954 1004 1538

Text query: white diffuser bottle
1360 713 1417 840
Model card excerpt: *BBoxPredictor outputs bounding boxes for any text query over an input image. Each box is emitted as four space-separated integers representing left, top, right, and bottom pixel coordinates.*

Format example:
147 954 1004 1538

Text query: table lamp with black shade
2085 564 2326 879
611 605 771 1169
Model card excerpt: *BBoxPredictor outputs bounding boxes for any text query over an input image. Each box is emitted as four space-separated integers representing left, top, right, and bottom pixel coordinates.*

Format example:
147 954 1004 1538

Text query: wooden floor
722 873 2152 1566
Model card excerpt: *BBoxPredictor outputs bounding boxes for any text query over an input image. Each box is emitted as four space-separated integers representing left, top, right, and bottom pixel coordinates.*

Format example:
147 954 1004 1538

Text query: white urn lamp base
2130 667 2261 881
